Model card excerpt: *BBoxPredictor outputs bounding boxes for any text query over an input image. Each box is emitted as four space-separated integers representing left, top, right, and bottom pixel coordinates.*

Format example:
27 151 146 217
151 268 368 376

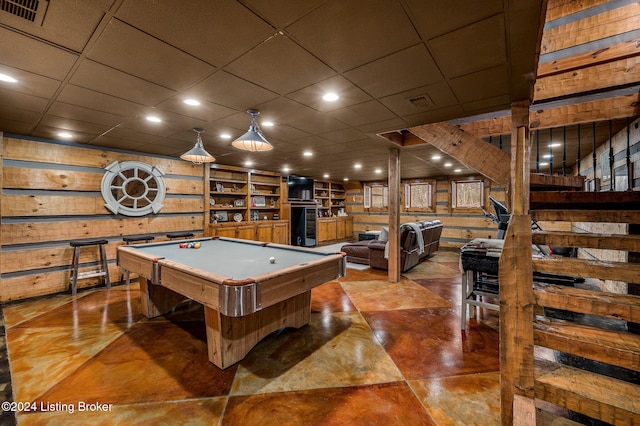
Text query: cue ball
269 257 276 264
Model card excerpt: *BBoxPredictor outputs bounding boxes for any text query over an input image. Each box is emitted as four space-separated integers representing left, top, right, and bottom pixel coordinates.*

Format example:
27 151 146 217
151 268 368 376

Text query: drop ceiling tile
378 82 458 117
258 97 349 134
38 114 112 135
32 123 104 143
155 98 236 123
187 71 279 111
225 33 335 95
57 84 147 118
356 117 407 134
428 14 506 78
320 127 367 143
449 64 509 103
117 111 207 137
402 105 466 127
0 28 78 80
48 102 125 127
287 75 371 111
87 19 215 91
0 104 42 124
329 100 396 127
462 94 511 117
0 67 61 99
0 87 49 113
70 60 177 106
344 44 442 98
242 0 325 28
115 0 275 67
286 0 420 72
405 0 503 40
0 116 36 135
0 0 112 52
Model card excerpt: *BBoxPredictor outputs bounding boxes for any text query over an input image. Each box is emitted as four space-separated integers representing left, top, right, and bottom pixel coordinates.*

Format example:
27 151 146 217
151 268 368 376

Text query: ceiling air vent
407 95 433 109
0 0 49 25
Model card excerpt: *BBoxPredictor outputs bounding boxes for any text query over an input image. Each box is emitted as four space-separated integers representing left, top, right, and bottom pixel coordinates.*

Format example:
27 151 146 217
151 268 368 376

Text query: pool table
117 236 346 369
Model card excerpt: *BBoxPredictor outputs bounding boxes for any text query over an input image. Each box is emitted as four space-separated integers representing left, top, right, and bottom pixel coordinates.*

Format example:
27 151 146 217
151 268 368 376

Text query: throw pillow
379 226 389 242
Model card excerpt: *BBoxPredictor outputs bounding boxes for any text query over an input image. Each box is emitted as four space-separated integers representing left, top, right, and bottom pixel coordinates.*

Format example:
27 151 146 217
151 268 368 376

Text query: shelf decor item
214 211 228 222
233 213 243 222
253 196 266 207
234 199 245 207
216 182 224 192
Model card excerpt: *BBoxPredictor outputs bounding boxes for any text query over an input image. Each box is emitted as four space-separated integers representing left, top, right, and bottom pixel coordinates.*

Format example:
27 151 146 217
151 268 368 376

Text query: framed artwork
213 211 228 222
614 164 629 191
234 199 245 207
253 196 266 207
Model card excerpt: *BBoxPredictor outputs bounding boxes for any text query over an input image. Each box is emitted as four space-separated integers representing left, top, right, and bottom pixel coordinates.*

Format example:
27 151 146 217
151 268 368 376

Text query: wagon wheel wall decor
101 161 166 216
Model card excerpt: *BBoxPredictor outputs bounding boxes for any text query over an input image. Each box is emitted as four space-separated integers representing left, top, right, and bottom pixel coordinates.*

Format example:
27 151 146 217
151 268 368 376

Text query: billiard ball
269 257 276 264
194 242 201 249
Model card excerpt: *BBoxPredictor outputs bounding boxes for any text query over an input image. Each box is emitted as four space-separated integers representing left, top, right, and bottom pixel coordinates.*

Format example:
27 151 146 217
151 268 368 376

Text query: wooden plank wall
1 136 206 302
345 176 506 249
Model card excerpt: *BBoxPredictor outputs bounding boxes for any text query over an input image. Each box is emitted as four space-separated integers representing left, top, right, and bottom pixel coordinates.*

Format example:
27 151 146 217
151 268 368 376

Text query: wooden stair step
534 317 640 372
535 359 640 425
532 230 640 252
535 409 583 426
533 257 640 283
530 191 640 210
534 283 640 323
530 174 585 191
531 209 640 223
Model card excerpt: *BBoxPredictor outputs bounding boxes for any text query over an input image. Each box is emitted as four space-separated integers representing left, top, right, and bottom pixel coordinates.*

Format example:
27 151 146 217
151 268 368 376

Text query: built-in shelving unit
314 180 347 217
207 165 287 244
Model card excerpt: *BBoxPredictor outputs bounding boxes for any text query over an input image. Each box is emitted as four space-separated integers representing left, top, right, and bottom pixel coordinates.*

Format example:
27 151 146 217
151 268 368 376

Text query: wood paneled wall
1 136 206 301
344 177 506 248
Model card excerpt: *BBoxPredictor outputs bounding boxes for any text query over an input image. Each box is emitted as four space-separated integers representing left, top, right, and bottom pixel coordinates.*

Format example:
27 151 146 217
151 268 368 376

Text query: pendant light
231 109 273 151
180 128 215 164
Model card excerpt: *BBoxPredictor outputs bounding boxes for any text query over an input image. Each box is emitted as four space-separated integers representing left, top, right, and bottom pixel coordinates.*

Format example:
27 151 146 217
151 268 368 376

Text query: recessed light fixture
58 132 73 139
0 73 18 83
375 169 382 174
322 92 339 102
431 154 441 161
444 162 452 167
323 173 329 179
283 166 290 173
539 162 549 166
303 151 313 157
184 99 200 106
343 178 349 181
549 142 561 148
244 160 253 167
261 121 274 127
220 133 231 139
543 154 552 159
454 168 462 173
354 163 362 169
146 115 162 123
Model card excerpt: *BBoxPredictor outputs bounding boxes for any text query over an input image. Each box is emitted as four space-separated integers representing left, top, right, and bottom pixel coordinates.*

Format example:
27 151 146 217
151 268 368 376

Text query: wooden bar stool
120 235 155 285
166 232 194 240
69 239 110 296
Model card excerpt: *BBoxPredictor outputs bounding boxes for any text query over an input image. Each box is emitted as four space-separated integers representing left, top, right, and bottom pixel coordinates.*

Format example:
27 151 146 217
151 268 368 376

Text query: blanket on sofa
383 222 425 258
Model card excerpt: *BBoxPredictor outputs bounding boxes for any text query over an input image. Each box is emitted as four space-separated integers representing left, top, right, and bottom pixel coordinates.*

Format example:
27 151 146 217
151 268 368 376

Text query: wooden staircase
501 190 640 425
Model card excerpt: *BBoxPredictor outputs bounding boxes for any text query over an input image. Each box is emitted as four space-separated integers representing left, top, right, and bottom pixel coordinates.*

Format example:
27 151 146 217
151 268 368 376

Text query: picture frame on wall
614 164 629 191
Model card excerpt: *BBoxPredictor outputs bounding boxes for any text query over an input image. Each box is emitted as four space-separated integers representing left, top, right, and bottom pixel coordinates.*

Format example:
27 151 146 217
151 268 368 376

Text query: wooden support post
203 164 210 234
388 148 400 283
501 101 534 426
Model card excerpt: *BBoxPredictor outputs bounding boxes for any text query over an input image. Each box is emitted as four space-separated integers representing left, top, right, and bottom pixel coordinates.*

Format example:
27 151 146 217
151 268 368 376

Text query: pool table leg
204 290 312 369
139 278 187 318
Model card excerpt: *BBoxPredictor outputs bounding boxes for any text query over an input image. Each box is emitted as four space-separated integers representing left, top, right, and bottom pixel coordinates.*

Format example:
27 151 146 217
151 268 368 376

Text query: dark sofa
341 220 443 272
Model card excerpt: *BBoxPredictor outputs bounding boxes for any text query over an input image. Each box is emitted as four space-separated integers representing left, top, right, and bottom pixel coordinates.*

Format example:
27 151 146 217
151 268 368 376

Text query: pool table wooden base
140 279 311 369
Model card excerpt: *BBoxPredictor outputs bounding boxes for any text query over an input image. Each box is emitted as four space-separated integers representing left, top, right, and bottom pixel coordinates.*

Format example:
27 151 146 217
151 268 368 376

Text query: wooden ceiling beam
544 0 611 22
407 122 511 185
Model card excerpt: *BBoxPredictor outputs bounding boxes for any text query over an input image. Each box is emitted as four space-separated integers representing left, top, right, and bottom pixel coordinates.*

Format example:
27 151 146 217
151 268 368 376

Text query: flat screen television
287 175 314 201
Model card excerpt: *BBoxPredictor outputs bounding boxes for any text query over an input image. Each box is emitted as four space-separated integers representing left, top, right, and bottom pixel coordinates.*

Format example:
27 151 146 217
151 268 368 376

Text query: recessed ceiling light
184 99 200 106
444 162 452 167
431 154 441 161
539 162 549 166
220 133 231 139
343 178 349 181
375 169 382 174
303 151 313 157
244 160 253 166
0 73 18 83
322 92 339 102
549 142 561 148
283 166 290 173
262 121 274 127
323 174 329 179
146 115 161 123
543 154 552 159
354 163 362 169
454 168 462 173
58 132 73 139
